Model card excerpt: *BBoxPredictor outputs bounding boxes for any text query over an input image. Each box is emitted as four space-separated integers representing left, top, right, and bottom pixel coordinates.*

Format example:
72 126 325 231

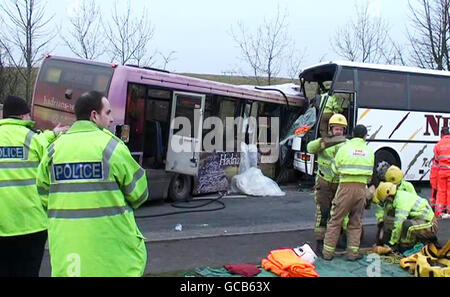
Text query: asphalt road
38 182 450 276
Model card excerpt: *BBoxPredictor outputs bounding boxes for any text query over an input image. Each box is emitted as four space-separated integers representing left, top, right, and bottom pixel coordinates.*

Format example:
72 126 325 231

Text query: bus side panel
357 108 443 143
358 108 443 181
367 141 434 181
106 67 129 128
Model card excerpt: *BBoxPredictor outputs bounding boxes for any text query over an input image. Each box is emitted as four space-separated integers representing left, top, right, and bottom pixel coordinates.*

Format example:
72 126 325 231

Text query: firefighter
307 113 348 256
0 96 67 277
323 125 375 261
375 165 417 245
36 91 149 276
434 126 450 219
373 182 438 252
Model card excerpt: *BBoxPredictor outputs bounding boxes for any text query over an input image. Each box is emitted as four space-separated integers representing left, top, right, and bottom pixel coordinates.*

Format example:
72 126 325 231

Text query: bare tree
332 1 391 63
0 0 55 102
159 51 177 70
104 0 155 65
0 42 20 101
381 37 408 66
408 0 450 70
61 0 105 60
230 6 292 85
287 44 306 82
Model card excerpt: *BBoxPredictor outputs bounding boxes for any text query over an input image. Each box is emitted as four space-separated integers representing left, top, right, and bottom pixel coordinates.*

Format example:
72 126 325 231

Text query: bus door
328 90 356 136
166 92 205 176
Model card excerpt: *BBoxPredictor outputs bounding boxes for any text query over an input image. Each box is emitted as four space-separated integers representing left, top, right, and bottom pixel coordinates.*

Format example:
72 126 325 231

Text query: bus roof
47 55 305 106
302 60 450 77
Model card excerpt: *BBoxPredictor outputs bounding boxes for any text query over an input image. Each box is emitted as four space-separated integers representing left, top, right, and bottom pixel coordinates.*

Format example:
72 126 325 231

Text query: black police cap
2 96 30 118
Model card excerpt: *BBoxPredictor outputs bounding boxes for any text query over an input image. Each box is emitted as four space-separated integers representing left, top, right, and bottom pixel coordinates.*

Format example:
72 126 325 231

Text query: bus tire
373 149 400 185
168 174 192 202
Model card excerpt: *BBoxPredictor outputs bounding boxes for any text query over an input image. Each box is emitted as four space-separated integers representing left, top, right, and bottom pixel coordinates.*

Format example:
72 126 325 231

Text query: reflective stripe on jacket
332 138 374 184
0 118 55 236
307 138 347 183
389 190 435 245
320 94 349 114
434 135 450 168
375 180 416 223
36 121 149 277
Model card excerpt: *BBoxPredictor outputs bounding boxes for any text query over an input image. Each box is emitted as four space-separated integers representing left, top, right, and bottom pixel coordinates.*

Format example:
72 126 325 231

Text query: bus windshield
32 57 114 128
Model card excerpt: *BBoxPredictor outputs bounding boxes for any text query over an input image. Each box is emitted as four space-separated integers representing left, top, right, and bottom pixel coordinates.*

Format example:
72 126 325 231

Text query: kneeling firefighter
373 182 438 252
375 165 417 245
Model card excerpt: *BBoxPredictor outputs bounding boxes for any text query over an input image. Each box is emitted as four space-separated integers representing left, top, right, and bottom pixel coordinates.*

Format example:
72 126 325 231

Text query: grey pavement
135 184 378 242
39 182 450 276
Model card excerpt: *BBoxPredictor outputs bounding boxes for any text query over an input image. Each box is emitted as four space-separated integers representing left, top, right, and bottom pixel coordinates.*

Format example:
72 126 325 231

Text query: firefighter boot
347 252 363 262
322 250 334 261
315 240 324 257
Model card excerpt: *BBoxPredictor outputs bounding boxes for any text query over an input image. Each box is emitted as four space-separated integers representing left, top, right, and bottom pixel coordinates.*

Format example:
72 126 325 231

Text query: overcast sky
45 0 411 75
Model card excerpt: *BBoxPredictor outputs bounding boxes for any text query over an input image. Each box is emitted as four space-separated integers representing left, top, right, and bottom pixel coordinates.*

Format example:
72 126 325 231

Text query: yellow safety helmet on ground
385 165 404 185
329 114 348 128
374 182 397 204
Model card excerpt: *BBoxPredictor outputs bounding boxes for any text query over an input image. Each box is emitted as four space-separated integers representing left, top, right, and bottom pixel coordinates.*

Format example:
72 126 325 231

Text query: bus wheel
168 174 192 202
373 149 400 185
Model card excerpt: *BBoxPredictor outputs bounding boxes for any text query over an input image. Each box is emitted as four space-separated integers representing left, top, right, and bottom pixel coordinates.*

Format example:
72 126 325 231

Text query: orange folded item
261 248 319 277
261 258 290 277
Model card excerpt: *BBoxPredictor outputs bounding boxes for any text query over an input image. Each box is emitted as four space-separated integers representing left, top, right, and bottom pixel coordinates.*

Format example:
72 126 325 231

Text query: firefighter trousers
323 183 366 255
314 176 339 240
400 218 439 247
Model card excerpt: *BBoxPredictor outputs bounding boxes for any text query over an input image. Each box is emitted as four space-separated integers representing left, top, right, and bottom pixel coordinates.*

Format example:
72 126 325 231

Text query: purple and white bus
32 55 306 201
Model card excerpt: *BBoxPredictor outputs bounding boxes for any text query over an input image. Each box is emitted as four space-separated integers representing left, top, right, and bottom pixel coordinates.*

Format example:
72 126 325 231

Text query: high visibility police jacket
307 138 347 183
434 135 450 169
0 118 56 236
36 121 149 277
376 180 416 223
389 190 435 246
332 138 374 184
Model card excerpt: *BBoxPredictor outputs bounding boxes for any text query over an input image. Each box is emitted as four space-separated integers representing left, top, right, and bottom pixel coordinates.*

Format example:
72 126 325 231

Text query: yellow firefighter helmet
385 165 404 185
374 182 397 204
329 114 348 128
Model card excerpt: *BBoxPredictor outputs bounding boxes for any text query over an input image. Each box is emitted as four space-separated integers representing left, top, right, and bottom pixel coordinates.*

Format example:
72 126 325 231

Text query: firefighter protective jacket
307 138 347 183
332 138 374 184
376 180 417 223
389 190 435 246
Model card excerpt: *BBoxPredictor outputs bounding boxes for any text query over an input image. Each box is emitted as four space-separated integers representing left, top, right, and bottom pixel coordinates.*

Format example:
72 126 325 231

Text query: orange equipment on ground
261 248 319 277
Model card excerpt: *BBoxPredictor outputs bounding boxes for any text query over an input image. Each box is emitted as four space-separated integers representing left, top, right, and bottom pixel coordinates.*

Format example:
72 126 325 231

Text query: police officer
0 96 67 277
36 91 149 277
323 125 374 261
307 114 348 255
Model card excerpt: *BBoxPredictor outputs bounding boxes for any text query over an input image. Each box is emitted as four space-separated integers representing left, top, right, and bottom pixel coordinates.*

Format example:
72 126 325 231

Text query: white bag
293 244 318 264
232 167 285 197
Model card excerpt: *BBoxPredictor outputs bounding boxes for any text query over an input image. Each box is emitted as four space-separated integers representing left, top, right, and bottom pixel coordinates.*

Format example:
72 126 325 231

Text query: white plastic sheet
232 143 285 197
